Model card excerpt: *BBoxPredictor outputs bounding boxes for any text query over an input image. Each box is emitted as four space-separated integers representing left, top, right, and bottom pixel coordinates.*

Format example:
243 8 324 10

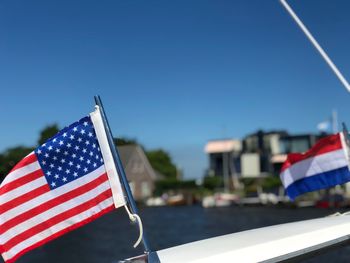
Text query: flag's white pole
94 96 160 262
280 0 350 93
332 109 338 133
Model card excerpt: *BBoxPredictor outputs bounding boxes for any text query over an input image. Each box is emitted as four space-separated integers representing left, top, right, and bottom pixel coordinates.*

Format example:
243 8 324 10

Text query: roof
117 144 159 180
117 144 136 167
245 130 289 139
204 139 241 153
271 154 287 163
279 133 327 142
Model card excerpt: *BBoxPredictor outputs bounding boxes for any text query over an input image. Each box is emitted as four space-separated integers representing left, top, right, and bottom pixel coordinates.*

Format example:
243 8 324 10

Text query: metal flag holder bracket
94 96 160 263
123 204 143 248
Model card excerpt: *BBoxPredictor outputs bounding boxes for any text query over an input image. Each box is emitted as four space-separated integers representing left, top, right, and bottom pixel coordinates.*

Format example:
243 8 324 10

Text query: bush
262 176 282 190
202 176 223 191
154 178 196 196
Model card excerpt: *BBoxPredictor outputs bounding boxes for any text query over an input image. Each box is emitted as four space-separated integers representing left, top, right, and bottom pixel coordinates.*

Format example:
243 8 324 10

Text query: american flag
0 110 125 263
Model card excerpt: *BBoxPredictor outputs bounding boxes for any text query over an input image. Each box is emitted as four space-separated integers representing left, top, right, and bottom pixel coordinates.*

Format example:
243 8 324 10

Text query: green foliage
202 176 223 190
0 146 34 179
0 123 59 180
113 137 138 146
146 149 177 178
154 178 196 196
262 176 282 190
240 178 257 187
38 124 59 145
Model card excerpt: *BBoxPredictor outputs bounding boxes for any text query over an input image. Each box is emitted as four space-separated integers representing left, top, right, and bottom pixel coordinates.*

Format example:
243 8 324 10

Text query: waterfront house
204 130 327 180
241 130 288 177
204 139 242 190
118 145 159 201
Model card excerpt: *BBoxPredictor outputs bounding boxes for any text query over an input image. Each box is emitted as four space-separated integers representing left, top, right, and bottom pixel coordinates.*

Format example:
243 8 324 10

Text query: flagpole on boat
342 123 350 154
94 95 157 260
332 109 338 133
280 0 350 93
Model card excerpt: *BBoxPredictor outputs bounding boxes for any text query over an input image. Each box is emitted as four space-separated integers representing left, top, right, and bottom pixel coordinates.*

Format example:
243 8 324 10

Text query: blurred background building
204 130 329 184
118 144 162 201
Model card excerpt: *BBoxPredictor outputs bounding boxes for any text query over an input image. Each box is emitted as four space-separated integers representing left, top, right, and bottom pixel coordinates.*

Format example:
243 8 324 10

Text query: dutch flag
280 131 350 200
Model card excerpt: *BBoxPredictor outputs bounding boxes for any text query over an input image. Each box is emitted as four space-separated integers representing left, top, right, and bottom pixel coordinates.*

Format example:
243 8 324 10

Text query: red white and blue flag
280 132 350 200
0 107 125 262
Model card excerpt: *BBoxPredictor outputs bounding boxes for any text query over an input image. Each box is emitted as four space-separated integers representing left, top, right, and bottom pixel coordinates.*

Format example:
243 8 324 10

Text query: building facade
204 130 327 181
241 130 288 177
204 139 242 190
118 145 160 201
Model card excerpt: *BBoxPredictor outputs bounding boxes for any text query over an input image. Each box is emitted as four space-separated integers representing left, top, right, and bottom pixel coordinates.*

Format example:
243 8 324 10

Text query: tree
154 178 196 196
146 149 177 178
113 137 138 146
203 176 223 190
0 146 34 180
262 176 282 190
38 124 60 145
0 124 59 181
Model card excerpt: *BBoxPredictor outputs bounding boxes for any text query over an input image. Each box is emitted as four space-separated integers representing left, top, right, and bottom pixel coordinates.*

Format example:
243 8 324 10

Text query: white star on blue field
35 116 104 189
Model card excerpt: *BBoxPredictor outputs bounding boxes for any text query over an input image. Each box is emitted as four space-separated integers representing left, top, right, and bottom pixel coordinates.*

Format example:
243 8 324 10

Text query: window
141 182 151 197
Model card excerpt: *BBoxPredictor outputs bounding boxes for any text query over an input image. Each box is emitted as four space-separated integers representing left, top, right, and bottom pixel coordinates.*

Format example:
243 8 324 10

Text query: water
5 206 350 262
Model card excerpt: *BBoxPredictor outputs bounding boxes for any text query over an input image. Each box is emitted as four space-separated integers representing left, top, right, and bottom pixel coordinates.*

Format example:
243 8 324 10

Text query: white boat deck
157 213 350 262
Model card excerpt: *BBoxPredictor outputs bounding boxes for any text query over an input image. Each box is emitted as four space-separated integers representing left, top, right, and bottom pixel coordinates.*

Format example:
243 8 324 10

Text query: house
241 130 288 177
204 139 242 190
204 130 332 192
117 145 159 201
204 130 322 179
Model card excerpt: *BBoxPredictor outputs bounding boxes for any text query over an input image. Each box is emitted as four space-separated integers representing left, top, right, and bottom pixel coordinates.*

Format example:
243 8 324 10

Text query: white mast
280 0 350 93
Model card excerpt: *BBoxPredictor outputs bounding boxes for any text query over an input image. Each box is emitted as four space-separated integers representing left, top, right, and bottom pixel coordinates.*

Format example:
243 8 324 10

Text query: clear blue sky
1 0 350 179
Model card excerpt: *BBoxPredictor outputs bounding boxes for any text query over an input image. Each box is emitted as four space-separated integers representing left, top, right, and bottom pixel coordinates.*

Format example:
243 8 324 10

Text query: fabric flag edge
90 106 126 208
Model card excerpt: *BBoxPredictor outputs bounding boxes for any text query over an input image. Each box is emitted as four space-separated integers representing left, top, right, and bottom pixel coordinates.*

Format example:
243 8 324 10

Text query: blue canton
35 116 104 190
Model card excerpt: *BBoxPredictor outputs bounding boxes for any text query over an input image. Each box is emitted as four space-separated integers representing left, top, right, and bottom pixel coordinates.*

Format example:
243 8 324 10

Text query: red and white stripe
280 133 350 188
0 153 115 263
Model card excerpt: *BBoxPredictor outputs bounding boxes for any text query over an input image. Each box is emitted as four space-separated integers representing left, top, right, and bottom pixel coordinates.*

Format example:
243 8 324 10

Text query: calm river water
6 206 350 263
